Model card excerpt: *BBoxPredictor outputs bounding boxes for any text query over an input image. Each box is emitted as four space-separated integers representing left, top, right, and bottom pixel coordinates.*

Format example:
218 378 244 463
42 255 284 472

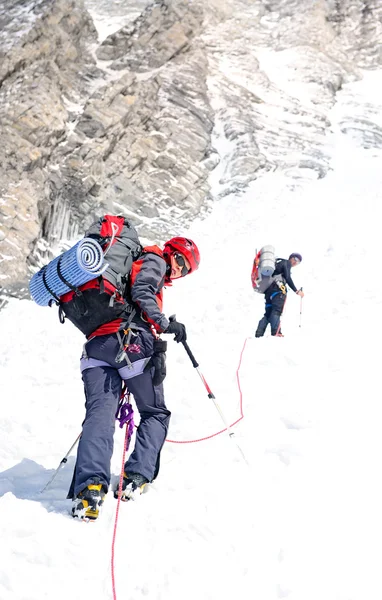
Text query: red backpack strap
142 245 163 258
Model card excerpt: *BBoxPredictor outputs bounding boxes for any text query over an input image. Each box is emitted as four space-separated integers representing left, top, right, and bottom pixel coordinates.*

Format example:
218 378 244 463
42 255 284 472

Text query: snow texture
1 67 382 599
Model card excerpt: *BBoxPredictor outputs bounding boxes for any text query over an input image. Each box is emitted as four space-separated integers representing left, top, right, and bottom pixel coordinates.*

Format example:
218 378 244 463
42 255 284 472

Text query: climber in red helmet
70 232 200 520
163 237 201 278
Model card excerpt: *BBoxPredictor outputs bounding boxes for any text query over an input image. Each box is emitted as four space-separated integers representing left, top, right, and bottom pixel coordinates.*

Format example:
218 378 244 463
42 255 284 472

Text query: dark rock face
49 45 213 243
0 0 98 294
0 0 213 297
96 0 203 68
0 0 382 299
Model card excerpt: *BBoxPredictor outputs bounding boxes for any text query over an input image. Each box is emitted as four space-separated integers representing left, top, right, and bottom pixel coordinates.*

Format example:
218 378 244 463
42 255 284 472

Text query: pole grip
169 314 199 368
182 340 199 368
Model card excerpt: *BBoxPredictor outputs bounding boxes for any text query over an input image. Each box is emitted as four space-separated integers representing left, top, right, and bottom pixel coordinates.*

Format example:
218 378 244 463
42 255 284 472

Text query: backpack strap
109 273 123 307
99 275 105 294
56 257 88 316
41 266 60 306
56 257 79 294
115 307 138 363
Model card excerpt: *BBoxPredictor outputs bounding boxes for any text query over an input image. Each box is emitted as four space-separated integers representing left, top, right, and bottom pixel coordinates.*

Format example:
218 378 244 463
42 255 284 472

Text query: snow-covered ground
1 69 382 600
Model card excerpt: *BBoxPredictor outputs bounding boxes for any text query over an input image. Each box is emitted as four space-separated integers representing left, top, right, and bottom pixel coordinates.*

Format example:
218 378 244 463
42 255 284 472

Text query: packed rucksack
251 245 276 293
58 215 142 336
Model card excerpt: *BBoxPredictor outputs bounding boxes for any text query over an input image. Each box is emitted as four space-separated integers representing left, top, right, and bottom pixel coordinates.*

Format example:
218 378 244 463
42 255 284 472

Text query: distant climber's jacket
273 258 298 293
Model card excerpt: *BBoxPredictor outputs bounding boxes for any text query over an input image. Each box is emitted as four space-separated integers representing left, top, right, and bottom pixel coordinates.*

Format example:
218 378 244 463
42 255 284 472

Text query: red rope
110 338 249 598
166 337 248 444
111 425 128 600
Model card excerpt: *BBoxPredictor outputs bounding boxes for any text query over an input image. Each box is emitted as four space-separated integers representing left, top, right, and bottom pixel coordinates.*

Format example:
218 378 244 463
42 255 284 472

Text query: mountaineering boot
114 472 149 502
71 483 106 521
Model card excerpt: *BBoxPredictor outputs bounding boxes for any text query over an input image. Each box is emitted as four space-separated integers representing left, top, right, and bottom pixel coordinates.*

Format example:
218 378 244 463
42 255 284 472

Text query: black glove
165 321 187 343
144 339 167 386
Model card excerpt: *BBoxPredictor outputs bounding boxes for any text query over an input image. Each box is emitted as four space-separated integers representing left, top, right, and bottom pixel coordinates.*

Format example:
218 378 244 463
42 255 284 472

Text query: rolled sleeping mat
259 245 275 277
29 237 108 307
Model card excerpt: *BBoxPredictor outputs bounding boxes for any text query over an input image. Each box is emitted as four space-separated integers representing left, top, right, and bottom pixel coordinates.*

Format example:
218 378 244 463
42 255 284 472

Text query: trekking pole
299 287 303 328
40 433 81 493
169 316 248 465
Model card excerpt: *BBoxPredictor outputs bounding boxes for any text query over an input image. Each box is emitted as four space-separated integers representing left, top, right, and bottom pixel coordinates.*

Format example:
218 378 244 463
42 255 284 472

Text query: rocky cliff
0 0 381 300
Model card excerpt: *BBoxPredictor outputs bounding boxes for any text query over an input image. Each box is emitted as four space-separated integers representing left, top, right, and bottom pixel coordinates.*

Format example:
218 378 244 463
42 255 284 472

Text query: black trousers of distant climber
255 282 286 337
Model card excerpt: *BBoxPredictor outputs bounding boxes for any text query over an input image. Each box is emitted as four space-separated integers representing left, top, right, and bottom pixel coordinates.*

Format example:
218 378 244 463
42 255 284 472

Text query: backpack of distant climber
251 245 276 293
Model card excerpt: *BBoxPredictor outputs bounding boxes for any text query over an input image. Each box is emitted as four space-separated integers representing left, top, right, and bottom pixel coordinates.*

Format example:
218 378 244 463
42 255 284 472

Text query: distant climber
254 252 304 337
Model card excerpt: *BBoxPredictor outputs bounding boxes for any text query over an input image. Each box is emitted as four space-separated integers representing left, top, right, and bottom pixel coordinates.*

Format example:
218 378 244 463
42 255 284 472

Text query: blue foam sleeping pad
29 238 108 307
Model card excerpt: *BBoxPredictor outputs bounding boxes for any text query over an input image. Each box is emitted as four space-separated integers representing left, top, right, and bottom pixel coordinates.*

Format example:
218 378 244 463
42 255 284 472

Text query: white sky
1 69 382 600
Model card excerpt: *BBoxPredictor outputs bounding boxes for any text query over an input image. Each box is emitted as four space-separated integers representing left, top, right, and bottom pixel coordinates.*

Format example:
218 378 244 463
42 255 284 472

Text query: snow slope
1 73 382 600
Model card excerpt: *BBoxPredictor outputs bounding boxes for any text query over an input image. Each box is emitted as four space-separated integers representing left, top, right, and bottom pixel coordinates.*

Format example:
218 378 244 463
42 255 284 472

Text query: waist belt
80 356 150 380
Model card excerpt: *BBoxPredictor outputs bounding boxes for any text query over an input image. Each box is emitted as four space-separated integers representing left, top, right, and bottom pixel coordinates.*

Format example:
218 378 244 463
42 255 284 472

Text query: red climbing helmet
163 237 200 273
